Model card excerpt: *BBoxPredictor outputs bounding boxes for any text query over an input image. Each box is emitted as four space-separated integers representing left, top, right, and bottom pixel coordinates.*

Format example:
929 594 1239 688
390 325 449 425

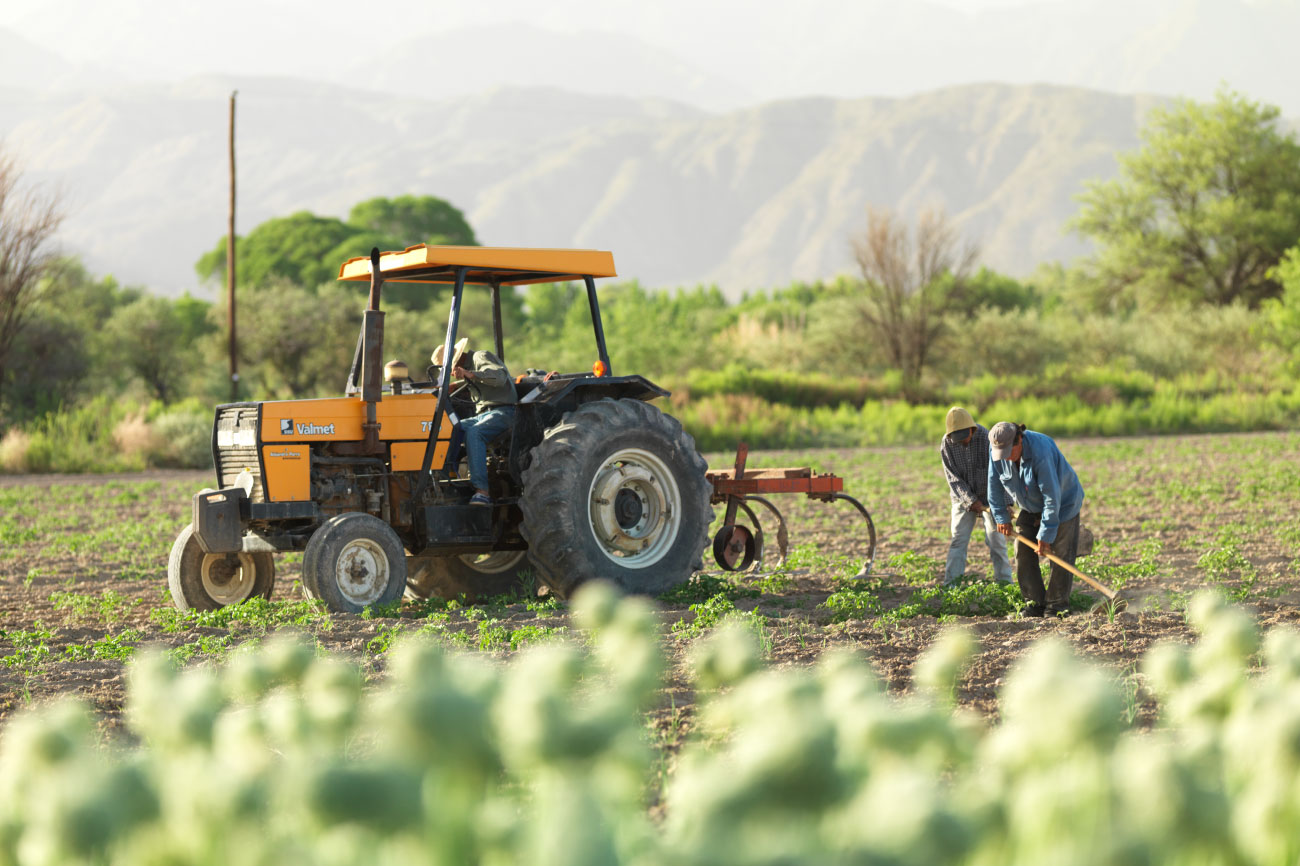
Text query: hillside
0 78 1170 298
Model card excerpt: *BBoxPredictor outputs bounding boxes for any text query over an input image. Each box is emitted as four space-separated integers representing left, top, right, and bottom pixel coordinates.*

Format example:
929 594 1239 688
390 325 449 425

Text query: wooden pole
227 91 238 402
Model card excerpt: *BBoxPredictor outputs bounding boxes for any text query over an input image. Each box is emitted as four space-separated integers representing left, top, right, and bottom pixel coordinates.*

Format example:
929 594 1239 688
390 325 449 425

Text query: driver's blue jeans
461 406 515 493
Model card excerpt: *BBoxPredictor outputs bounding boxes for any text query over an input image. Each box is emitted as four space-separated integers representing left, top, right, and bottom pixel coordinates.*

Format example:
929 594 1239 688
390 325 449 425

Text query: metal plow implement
705 443 877 578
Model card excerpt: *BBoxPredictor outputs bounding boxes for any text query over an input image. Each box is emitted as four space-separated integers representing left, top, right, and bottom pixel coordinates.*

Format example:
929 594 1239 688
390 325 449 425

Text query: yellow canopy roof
337 244 618 286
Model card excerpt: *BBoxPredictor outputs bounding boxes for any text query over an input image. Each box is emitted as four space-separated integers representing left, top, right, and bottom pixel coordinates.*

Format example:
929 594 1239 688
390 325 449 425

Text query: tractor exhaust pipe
361 247 384 452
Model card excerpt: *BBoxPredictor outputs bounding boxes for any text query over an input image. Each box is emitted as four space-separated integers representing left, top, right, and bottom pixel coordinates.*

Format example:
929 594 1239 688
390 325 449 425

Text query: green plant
1 622 55 675
887 550 945 586
658 573 760 605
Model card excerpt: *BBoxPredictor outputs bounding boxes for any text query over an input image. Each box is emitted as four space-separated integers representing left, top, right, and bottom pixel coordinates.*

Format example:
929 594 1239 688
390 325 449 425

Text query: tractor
168 245 712 613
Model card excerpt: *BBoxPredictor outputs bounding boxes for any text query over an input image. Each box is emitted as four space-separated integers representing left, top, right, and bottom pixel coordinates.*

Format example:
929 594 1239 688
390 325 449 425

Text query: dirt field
2 431 1299 742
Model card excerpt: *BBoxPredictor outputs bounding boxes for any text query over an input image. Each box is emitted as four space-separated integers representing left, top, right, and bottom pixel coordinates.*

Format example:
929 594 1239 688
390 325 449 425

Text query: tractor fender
507 375 669 483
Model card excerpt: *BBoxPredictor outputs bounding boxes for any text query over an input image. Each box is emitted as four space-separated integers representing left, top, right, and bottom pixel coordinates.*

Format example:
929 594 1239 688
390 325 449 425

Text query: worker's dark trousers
1014 510 1081 609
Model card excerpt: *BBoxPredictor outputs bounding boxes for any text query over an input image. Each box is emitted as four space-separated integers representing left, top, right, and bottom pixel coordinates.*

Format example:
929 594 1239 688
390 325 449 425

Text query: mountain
0 78 1167 298
339 23 754 112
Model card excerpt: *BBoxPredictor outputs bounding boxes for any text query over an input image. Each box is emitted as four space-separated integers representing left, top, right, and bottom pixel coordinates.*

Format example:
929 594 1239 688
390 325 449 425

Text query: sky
4 0 1296 116
3 0 1296 115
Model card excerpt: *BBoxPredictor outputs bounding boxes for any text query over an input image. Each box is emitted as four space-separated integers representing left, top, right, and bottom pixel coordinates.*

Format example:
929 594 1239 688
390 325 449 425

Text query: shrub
4 589 1300 863
0 428 31 473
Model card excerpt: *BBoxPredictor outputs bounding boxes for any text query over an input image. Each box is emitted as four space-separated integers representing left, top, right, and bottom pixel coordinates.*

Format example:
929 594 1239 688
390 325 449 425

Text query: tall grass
0 398 211 474
676 380 1300 451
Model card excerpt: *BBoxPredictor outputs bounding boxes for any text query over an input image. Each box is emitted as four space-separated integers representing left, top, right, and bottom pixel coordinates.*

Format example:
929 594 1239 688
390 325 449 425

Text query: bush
146 401 212 469
7 588 1300 864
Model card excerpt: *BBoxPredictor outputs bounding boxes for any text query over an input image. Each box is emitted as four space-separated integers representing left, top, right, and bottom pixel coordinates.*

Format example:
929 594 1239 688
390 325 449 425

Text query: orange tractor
168 245 712 612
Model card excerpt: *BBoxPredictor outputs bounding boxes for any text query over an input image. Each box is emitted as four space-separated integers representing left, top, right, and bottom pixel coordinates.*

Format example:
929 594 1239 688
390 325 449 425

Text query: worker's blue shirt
987 430 1084 543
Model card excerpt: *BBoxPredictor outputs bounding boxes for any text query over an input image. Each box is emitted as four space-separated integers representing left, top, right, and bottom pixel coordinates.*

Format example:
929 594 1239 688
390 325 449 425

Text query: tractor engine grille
213 405 265 502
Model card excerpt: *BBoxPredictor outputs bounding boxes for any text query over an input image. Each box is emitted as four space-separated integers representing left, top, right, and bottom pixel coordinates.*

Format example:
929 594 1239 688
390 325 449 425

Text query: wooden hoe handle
1013 534 1118 601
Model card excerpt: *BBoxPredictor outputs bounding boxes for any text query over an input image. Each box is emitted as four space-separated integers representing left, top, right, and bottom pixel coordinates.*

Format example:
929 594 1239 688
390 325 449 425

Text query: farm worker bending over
939 407 1013 585
432 338 517 506
987 422 1085 618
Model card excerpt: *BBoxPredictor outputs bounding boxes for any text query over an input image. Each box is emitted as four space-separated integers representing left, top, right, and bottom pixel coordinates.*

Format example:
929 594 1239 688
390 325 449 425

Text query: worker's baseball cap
944 406 976 435
989 421 1019 460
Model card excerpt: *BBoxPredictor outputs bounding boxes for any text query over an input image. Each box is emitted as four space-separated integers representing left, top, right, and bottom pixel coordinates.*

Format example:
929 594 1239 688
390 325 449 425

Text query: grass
658 573 760 605
150 597 334 634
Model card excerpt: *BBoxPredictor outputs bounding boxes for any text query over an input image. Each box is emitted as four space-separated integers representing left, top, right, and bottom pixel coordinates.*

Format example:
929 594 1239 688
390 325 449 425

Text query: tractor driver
431 337 517 506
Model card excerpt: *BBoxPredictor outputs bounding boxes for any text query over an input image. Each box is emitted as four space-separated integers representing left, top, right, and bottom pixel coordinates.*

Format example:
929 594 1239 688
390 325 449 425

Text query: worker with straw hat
940 407 1013 586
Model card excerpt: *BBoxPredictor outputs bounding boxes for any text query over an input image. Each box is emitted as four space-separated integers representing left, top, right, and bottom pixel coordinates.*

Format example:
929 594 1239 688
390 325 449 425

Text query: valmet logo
282 419 335 436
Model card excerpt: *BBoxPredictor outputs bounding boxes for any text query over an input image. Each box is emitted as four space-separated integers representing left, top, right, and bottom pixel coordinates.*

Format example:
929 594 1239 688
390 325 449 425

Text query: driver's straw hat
431 337 470 369
944 406 976 435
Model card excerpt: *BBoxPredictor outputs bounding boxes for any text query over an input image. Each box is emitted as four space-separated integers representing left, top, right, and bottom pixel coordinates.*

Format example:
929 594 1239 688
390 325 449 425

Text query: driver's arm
470 354 509 387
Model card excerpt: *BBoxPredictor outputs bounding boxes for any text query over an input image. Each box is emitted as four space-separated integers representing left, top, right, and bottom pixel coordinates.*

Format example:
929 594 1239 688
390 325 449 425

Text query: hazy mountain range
0 74 1171 297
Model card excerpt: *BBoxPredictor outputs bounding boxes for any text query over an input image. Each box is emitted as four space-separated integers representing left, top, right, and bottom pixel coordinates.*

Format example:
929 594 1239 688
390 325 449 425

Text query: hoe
1011 533 1129 614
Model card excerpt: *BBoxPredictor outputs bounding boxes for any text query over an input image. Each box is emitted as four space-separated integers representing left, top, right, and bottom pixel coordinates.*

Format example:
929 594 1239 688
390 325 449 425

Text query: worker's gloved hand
1037 539 1053 557
996 522 1013 537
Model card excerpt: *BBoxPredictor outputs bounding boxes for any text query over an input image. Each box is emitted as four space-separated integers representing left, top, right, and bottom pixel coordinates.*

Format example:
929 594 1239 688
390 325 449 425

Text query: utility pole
227 90 239 402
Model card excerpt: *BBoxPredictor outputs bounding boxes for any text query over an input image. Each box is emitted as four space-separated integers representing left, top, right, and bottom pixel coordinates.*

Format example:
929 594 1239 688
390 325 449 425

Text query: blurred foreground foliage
6 585 1300 865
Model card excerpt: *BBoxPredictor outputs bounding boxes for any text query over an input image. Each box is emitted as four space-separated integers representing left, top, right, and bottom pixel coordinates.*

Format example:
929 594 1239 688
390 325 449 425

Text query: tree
0 147 64 418
1262 244 1300 357
231 281 357 397
102 295 205 403
195 196 479 296
1073 89 1300 309
850 207 977 387
195 211 357 289
347 195 478 246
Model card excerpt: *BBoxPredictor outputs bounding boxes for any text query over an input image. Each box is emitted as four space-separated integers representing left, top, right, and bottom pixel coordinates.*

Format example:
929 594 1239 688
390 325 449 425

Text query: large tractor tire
405 551 534 602
167 523 275 611
302 512 407 613
519 398 710 598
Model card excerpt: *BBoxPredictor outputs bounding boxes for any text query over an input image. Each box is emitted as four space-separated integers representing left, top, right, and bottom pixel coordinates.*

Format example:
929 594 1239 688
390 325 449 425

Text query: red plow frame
705 443 876 576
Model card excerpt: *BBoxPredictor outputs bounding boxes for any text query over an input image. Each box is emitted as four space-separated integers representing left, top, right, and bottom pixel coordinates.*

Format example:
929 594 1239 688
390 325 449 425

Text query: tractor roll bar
412 265 468 504
585 275 612 376
491 281 505 361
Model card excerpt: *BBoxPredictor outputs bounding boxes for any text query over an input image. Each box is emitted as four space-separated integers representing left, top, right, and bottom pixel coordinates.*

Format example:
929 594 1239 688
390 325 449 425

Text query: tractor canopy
337 244 617 287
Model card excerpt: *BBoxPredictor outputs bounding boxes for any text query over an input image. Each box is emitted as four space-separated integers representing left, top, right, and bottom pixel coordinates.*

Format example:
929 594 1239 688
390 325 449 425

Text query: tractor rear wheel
167 524 274 611
405 551 533 602
302 512 407 613
519 398 710 598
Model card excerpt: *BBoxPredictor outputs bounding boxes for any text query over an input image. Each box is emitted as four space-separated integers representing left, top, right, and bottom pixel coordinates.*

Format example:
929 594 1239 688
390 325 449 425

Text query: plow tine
828 492 876 577
745 495 789 572
735 498 766 573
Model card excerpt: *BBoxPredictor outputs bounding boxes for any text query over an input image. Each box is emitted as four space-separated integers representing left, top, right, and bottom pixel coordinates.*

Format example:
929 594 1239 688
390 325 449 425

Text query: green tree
229 281 357 398
347 195 478 246
102 295 202 403
195 197 479 300
1073 89 1300 308
196 211 358 290
1 259 140 422
1262 244 1300 357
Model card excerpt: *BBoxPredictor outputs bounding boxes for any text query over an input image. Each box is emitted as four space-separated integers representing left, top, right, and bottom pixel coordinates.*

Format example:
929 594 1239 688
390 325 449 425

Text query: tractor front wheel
167 524 274 611
302 513 407 613
519 398 710 598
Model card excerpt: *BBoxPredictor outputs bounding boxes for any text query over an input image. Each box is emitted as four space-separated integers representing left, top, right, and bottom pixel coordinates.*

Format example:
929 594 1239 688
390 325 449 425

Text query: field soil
2 432 1298 742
